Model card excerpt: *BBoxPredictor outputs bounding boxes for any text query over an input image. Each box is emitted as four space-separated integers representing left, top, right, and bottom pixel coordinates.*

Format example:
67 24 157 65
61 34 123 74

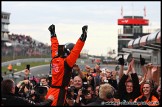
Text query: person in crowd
24 64 31 80
156 85 161 103
92 63 102 89
39 76 49 87
65 96 75 106
1 79 54 106
33 77 50 103
69 77 74 87
74 88 95 106
94 85 100 99
118 58 141 103
45 24 88 106
139 55 160 101
7 64 12 72
86 83 119 106
134 81 159 106
72 75 84 100
105 69 118 90
118 55 124 80
72 64 87 82
87 73 93 85
7 64 14 77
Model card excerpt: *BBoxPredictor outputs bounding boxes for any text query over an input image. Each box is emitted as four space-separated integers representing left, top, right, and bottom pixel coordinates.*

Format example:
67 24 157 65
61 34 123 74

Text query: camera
66 86 75 100
35 86 48 96
48 74 52 86
26 64 30 70
81 82 89 95
104 79 109 83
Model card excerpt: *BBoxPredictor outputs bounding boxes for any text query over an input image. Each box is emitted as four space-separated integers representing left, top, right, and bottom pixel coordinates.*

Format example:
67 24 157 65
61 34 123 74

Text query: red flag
144 6 146 17
121 6 123 17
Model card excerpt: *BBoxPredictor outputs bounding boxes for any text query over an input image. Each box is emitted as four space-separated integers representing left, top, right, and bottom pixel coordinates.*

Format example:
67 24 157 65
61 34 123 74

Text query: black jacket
107 79 118 90
2 93 52 106
85 98 105 106
118 73 140 102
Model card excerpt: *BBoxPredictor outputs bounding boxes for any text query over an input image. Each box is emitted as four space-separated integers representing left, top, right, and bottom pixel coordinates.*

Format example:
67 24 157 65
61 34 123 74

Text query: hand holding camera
78 89 83 96
48 95 54 101
26 64 30 70
140 54 145 66
118 55 124 66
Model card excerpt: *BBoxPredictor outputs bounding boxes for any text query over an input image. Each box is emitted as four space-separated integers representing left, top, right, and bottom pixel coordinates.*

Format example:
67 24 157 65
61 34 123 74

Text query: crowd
1 56 161 106
2 33 50 58
1 24 161 106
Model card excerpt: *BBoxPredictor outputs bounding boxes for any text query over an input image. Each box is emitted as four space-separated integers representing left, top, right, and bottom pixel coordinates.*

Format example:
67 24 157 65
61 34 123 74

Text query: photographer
1 79 54 106
64 86 75 106
74 80 96 106
34 85 49 103
16 79 34 98
81 85 96 105
72 76 84 99
45 24 88 106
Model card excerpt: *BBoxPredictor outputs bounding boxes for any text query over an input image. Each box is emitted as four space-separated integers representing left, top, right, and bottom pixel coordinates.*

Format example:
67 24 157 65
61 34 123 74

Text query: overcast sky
2 1 161 56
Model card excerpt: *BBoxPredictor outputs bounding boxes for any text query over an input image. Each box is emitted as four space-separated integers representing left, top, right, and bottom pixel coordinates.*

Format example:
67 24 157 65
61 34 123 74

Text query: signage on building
118 18 149 25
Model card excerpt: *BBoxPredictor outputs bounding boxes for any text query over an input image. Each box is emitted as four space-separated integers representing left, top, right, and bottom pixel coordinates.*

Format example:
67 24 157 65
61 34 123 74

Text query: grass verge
1 61 50 74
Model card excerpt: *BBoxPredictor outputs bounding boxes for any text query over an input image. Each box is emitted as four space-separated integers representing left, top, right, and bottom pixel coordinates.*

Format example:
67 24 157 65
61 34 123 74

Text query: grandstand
1 11 51 62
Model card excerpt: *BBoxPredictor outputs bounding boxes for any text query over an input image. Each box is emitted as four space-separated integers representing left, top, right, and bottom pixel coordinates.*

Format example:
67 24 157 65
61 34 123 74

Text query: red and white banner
118 18 149 25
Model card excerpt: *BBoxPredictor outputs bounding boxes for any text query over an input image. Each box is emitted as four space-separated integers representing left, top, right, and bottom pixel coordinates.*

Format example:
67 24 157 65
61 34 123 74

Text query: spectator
24 64 31 80
94 85 100 98
39 76 49 87
1 79 54 106
156 85 161 102
105 69 118 90
73 76 83 99
134 81 159 106
86 83 118 106
118 58 141 102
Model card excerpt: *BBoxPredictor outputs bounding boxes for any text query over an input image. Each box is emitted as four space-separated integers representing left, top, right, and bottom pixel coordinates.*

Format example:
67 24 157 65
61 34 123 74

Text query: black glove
48 24 56 37
80 25 88 42
140 54 145 66
118 55 124 66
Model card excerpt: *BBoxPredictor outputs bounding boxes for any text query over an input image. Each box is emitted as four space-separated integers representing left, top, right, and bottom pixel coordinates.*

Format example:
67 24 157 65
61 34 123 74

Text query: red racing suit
45 36 85 106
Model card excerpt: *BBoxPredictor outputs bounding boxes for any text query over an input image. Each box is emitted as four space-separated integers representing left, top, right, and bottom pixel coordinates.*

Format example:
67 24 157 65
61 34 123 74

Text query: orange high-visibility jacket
45 36 85 106
134 95 159 106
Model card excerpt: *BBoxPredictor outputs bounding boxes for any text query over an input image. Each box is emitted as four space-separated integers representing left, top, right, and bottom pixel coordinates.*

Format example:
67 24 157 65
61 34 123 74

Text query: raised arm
66 25 88 67
118 55 124 80
140 54 148 75
130 58 140 96
49 24 59 58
